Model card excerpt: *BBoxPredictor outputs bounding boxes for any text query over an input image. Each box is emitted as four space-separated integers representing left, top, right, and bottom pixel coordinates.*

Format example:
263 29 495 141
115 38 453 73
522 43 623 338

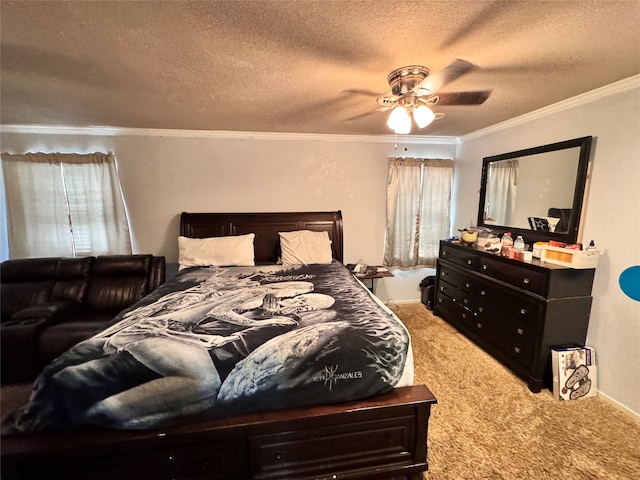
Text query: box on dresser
541 245 600 269
434 240 595 393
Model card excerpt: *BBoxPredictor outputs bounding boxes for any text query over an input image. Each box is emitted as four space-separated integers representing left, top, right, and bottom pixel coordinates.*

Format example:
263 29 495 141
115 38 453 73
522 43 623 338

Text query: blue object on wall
619 266 640 301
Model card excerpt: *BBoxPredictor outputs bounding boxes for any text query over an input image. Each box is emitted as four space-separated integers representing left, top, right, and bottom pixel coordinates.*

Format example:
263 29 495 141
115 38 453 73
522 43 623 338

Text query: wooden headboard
180 211 344 264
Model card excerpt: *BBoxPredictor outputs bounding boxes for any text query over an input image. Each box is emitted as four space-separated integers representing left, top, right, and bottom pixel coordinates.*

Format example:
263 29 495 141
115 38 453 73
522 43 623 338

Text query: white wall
0 129 455 303
455 83 640 416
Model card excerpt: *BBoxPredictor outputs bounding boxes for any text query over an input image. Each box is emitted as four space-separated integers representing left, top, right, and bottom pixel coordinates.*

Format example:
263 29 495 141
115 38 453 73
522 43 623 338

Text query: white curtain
484 159 519 226
1 152 132 259
384 157 453 269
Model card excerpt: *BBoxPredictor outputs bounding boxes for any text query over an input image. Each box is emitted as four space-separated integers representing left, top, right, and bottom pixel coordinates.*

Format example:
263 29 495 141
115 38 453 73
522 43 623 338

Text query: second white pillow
279 230 332 265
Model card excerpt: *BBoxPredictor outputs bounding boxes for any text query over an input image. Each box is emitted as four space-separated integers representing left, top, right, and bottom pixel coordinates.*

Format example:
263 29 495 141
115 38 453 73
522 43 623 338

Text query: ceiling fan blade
346 103 395 121
434 90 492 106
345 110 379 122
415 59 478 94
341 88 384 97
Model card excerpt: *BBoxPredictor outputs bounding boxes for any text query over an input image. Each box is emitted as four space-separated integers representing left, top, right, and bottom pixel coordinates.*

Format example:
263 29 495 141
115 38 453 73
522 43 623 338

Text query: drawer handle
514 347 521 354
440 286 445 291
443 251 448 256
517 328 524 335
441 271 448 277
520 308 527 315
467 259 472 265
523 278 530 284
476 322 482 329
464 298 469 304
465 282 471 288
482 264 488 270
478 306 484 312
480 290 487 296
462 313 468 319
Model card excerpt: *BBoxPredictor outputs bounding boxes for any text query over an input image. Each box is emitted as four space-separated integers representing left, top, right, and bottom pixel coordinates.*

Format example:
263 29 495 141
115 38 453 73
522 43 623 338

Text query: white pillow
279 230 332 265
178 234 255 270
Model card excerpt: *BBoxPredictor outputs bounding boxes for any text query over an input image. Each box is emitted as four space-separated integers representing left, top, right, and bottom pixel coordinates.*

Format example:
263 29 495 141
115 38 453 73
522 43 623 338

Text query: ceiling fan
349 59 492 134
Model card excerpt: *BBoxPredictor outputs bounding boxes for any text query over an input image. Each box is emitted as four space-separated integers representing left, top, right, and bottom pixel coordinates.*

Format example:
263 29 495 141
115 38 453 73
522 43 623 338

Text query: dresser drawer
438 265 475 293
506 316 537 348
473 311 536 367
437 279 475 309
22 441 241 480
440 243 479 270
470 314 502 343
478 256 548 296
501 330 535 367
435 292 475 328
475 282 541 324
475 302 538 333
249 416 418 479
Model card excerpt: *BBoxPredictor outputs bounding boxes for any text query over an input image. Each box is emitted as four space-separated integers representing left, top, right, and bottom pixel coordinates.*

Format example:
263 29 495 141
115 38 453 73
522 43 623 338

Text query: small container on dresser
434 240 595 393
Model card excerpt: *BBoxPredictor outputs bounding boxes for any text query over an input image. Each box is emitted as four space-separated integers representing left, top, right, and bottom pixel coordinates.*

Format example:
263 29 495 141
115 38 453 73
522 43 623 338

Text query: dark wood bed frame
179 211 345 264
1 211 437 480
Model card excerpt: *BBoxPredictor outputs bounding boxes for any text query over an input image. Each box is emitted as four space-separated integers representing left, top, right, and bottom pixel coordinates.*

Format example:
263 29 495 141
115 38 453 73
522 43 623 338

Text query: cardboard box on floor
552 346 597 400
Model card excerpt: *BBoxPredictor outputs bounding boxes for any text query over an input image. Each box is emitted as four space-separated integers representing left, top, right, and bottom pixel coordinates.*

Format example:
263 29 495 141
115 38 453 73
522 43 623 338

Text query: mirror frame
477 136 593 245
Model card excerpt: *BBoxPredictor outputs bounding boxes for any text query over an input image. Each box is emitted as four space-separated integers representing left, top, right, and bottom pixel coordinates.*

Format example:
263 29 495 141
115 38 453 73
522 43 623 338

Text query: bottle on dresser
500 232 513 257
511 235 525 260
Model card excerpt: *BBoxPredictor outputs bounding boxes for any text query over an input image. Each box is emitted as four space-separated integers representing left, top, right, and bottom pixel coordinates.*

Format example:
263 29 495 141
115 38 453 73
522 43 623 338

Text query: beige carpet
394 302 640 480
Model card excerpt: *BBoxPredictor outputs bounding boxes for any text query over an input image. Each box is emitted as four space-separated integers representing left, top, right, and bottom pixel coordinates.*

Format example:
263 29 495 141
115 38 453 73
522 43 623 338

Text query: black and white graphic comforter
8 261 413 432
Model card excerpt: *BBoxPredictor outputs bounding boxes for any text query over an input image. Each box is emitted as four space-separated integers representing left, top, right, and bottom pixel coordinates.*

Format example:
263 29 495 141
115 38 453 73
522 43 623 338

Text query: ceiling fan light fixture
387 106 412 134
371 60 490 134
413 104 436 128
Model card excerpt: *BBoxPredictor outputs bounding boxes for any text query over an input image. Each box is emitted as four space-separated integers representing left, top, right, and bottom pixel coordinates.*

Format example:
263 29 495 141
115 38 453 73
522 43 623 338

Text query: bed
1 211 436 480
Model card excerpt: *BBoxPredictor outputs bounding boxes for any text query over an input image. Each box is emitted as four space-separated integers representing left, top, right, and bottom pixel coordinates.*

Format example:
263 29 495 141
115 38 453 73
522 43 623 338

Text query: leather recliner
1 254 165 384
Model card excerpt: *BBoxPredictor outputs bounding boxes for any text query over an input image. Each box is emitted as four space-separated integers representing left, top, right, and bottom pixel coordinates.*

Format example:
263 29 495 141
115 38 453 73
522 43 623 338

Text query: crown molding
4 74 636 144
460 74 640 142
0 124 457 145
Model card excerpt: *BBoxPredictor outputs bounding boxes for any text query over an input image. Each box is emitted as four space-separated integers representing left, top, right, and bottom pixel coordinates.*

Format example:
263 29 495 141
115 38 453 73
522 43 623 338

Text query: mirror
477 136 593 245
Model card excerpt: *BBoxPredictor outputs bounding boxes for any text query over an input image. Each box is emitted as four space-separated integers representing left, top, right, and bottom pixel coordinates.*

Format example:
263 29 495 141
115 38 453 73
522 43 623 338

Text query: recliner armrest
10 300 84 323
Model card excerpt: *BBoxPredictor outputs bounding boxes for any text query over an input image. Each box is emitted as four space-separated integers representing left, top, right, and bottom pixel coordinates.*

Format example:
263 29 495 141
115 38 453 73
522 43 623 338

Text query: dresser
434 240 595 392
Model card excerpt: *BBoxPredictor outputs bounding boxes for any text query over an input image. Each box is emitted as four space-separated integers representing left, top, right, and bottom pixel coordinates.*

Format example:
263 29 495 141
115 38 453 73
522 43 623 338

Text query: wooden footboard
2 385 436 480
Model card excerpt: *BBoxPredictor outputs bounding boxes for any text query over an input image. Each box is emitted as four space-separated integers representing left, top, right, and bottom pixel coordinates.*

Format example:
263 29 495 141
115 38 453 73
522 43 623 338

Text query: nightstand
355 267 394 293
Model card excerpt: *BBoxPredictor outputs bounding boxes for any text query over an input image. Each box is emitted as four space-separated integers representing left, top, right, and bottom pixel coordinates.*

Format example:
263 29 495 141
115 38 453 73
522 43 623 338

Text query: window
1 152 132 259
384 157 453 269
484 159 519 226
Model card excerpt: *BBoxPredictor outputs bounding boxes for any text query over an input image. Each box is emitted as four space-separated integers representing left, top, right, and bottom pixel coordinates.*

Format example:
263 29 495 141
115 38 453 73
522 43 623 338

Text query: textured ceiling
1 0 639 137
